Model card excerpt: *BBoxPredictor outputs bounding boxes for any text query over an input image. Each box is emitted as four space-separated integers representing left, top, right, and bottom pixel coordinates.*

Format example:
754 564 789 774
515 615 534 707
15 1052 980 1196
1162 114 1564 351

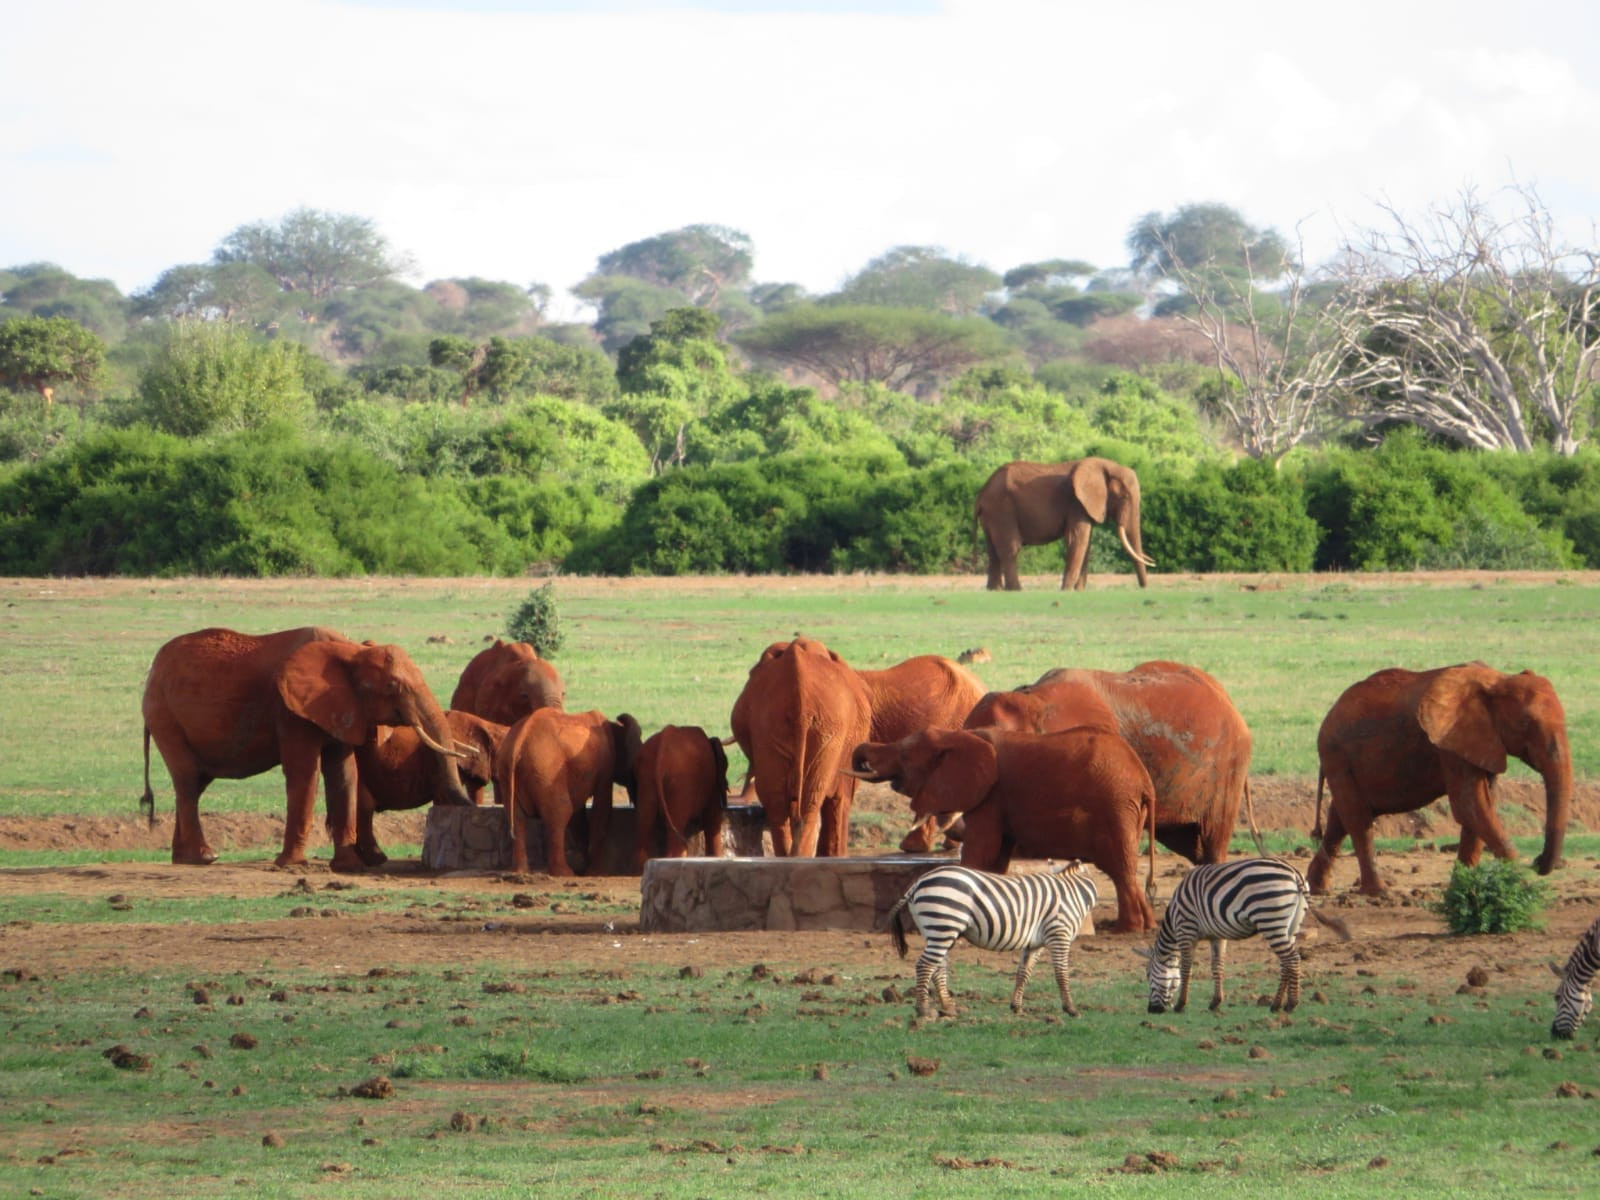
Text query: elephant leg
1446 774 1513 865
819 790 851 858
1208 939 1228 1011
793 804 823 857
1061 522 1092 591
1009 945 1040 1013
544 803 576 876
276 740 323 869
320 745 365 874
1156 823 1204 864
354 784 387 868
169 769 218 866
1346 814 1386 896
585 788 614 876
984 535 1006 591
1305 804 1351 895
633 799 657 873
509 801 533 876
1106 870 1156 933
703 805 725 858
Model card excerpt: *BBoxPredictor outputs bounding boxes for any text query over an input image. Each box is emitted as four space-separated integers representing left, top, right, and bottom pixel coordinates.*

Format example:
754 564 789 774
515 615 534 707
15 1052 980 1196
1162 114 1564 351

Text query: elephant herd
138 625 1574 916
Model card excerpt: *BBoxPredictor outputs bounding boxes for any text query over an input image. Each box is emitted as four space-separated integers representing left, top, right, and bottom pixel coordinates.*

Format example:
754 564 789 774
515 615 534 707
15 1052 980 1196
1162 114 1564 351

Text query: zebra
885 861 1098 1020
1138 857 1352 1015
1550 914 1600 1039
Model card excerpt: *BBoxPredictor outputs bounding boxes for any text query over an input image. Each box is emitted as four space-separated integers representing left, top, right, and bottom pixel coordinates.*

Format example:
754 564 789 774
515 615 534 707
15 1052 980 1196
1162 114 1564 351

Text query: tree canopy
213 207 411 300
0 315 106 407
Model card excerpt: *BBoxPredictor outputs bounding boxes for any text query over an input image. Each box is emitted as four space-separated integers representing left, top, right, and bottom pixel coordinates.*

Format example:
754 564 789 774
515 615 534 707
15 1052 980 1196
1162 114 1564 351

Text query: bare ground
3 777 1598 993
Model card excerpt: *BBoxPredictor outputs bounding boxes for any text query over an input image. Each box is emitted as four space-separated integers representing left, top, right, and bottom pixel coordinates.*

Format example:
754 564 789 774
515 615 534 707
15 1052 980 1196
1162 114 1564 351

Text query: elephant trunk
1533 733 1572 875
403 699 473 808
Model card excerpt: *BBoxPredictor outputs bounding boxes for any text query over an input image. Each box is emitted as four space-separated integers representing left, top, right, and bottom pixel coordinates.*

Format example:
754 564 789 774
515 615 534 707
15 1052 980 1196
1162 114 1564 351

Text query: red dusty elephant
141 627 469 871
354 710 507 866
975 457 1155 591
1309 662 1572 896
494 708 642 876
728 637 872 857
847 726 1157 933
905 661 1255 861
633 724 731 871
450 639 566 726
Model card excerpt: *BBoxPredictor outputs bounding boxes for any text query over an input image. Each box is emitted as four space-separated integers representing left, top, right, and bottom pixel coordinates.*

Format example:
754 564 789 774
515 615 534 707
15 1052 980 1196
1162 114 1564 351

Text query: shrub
1429 860 1550 935
506 583 564 658
135 321 313 436
1141 458 1320 573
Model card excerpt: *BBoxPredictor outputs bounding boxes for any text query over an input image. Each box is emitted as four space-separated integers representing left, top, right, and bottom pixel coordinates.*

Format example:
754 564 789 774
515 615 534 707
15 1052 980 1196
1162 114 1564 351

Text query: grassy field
4 571 1600 1197
3 570 1599 819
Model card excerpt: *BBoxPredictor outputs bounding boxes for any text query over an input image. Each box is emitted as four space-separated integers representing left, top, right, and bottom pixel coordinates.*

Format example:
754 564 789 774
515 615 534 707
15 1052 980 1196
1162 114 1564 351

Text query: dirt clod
350 1075 395 1100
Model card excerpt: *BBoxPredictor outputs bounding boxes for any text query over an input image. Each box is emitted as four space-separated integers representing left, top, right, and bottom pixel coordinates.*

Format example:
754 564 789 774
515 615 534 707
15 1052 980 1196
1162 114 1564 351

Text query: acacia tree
833 246 1001 316
214 208 412 300
0 315 106 409
1334 184 1600 454
1151 229 1371 462
734 305 1013 392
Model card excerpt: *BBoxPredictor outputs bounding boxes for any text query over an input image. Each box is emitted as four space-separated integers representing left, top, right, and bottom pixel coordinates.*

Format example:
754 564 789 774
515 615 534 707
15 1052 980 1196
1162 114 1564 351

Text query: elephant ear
914 730 998 817
279 640 369 746
1069 462 1109 524
708 734 730 794
613 713 644 786
1417 668 1508 774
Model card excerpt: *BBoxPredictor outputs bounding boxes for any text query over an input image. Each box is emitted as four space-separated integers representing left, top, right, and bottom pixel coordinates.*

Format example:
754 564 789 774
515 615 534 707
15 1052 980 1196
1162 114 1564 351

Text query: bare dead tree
1157 229 1371 463
1334 184 1600 455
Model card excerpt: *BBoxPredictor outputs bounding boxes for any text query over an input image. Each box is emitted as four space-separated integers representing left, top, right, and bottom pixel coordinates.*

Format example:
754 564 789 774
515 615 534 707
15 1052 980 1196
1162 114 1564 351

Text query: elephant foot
172 846 218 866
1534 853 1565 874
329 845 368 874
356 843 389 868
1354 880 1388 898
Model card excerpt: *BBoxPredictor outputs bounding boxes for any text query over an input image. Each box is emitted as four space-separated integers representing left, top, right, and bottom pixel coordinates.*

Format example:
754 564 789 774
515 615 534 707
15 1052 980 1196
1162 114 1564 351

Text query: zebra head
1550 961 1593 1040
1134 945 1181 1014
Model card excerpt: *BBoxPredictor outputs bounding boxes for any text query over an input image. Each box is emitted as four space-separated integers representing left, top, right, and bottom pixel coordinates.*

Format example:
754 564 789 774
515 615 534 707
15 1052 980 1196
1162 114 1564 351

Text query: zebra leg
913 951 939 1020
1208 939 1228 1011
1176 941 1195 1013
935 960 958 1018
1272 943 1302 1012
1010 946 1040 1014
1050 935 1079 1018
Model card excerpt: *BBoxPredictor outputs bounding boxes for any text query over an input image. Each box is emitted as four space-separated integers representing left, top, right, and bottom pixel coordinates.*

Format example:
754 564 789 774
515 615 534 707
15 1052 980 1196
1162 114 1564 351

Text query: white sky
4 0 1598 317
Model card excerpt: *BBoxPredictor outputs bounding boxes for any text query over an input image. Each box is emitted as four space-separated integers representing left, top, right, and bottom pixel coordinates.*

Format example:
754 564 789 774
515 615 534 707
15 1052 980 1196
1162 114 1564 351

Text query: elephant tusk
414 723 468 758
1118 525 1156 567
720 735 739 746
838 766 881 781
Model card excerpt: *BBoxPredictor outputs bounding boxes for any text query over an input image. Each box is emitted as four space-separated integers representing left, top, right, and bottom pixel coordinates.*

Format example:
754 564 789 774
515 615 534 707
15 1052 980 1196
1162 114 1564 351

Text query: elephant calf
633 725 730 871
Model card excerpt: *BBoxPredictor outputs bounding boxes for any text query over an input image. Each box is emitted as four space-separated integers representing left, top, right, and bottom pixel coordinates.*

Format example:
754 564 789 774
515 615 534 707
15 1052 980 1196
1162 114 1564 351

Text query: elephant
1308 662 1571 897
353 710 507 866
975 457 1154 591
728 637 872 857
633 725 730 871
140 627 469 871
847 726 1158 933
731 652 986 806
449 639 565 727
901 661 1257 863
494 708 642 876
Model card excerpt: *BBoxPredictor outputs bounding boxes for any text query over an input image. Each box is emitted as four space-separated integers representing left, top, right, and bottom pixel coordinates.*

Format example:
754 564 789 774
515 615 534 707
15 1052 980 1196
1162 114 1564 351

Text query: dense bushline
1 365 1593 576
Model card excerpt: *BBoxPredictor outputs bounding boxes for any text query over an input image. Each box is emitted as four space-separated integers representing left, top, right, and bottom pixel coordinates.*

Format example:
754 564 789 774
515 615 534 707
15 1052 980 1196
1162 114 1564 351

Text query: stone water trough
421 801 958 933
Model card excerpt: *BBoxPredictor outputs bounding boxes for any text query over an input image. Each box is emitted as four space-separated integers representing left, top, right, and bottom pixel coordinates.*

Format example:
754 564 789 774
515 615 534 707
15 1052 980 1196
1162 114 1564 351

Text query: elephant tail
1143 786 1157 905
139 726 156 829
886 893 911 958
1243 777 1266 856
1311 770 1326 840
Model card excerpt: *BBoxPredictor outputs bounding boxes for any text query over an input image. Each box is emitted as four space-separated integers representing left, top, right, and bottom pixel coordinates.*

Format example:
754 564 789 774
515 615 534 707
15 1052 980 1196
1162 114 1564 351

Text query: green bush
1429 860 1550 935
506 583 564 658
135 321 313 436
1142 458 1320 573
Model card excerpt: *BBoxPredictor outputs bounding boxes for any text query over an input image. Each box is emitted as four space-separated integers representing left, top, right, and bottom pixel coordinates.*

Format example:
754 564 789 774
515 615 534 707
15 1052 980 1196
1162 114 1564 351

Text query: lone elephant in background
903 661 1255 862
975 457 1154 591
354 710 507 866
1309 662 1571 896
634 725 730 870
847 726 1157 932
495 708 642 876
729 637 872 857
141 627 469 871
450 639 565 727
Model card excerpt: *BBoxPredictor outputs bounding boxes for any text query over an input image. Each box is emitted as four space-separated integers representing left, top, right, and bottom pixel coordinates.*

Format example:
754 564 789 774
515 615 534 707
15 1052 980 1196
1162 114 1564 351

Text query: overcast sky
4 0 1598 316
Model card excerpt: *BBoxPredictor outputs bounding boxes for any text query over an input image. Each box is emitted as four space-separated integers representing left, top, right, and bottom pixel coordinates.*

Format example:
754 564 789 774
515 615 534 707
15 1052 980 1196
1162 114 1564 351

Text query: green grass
3 572 1599 821
1 953 1593 1197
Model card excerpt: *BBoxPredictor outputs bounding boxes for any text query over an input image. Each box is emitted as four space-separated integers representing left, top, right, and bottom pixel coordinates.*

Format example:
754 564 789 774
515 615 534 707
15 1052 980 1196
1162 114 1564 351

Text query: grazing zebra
1550 914 1600 1039
885 861 1097 1020
1139 857 1351 1015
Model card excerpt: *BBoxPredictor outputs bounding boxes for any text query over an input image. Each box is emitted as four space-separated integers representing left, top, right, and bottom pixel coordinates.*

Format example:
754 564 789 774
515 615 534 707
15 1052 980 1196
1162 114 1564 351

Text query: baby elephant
887 862 1098 1021
633 725 730 871
1139 857 1351 1015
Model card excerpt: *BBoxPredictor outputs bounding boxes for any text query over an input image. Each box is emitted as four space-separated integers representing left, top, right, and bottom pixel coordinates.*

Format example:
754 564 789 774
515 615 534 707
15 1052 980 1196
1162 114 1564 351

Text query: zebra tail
1309 905 1352 942
887 895 910 959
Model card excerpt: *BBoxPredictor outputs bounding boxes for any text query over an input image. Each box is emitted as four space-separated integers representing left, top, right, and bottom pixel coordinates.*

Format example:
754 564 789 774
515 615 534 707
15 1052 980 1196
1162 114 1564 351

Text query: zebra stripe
886 862 1098 1020
1145 857 1335 1015
1552 914 1600 1039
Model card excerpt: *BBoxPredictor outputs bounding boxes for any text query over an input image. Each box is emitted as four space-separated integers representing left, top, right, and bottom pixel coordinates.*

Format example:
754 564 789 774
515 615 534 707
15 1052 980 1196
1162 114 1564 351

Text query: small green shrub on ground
1429 859 1551 934
506 582 563 657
